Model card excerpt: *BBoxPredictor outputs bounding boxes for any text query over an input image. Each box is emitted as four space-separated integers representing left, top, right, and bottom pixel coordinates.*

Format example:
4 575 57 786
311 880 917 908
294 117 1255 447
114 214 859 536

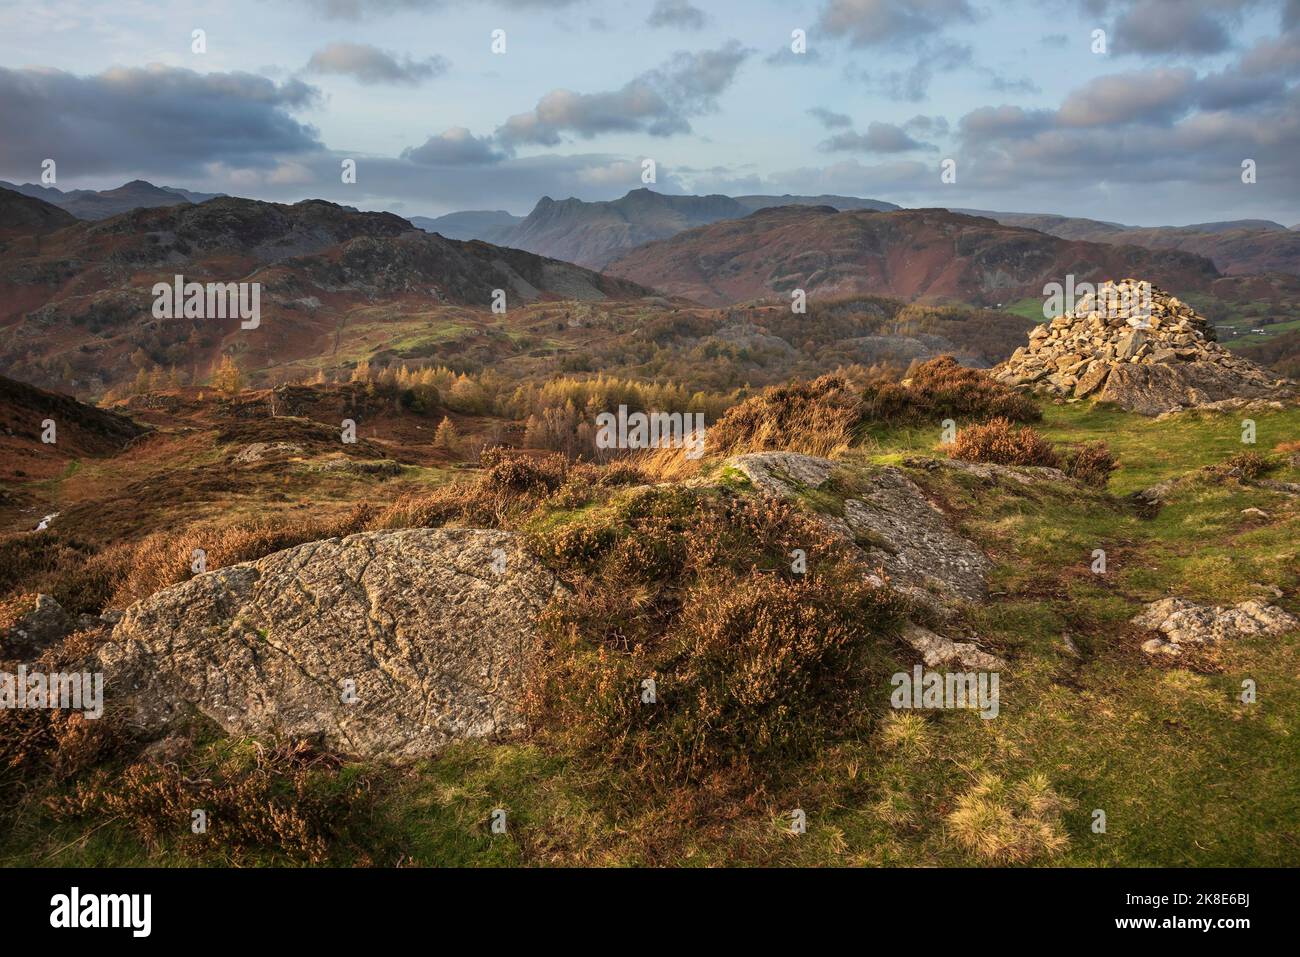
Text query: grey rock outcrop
727 452 992 604
1132 597 1299 656
96 528 560 757
723 453 1002 670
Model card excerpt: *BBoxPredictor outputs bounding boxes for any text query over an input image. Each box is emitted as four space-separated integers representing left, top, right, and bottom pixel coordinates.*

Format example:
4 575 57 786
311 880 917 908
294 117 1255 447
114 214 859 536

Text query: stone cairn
994 278 1290 408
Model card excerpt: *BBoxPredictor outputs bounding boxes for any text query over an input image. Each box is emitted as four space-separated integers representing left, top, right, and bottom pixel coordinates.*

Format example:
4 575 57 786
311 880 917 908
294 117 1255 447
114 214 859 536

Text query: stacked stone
994 278 1284 402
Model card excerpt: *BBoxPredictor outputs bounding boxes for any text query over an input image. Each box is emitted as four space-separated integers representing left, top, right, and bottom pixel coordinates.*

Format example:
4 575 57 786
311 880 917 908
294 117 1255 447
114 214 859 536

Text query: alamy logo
891 666 1000 719
50 887 151 937
595 404 706 460
0 665 103 719
152 274 260 329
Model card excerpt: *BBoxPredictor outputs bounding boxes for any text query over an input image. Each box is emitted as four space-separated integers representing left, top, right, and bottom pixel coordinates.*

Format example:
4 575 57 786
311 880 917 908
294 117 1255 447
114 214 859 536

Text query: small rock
1133 596 1299 655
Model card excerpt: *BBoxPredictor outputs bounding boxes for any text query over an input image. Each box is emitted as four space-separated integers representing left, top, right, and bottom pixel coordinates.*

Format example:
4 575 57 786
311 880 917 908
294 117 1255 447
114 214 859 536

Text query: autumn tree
434 416 458 452
212 355 243 397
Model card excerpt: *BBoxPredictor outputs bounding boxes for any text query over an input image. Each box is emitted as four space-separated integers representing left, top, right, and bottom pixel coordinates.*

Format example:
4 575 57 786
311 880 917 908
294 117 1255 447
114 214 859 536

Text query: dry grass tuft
946 772 1073 863
863 356 1041 425
1215 450 1277 481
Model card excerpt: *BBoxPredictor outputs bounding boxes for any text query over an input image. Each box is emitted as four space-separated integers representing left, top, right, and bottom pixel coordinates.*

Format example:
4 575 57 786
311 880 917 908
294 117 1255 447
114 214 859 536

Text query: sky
0 0 1297 226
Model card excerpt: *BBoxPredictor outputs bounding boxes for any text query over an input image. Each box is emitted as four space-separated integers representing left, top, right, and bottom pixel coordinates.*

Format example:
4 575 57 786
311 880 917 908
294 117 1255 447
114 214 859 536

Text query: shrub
527 485 909 784
50 739 371 864
705 373 864 460
480 447 567 493
862 356 1041 425
1061 441 1118 488
703 359 1040 466
0 532 101 614
1217 451 1276 481
105 503 377 610
0 629 124 813
948 418 1061 468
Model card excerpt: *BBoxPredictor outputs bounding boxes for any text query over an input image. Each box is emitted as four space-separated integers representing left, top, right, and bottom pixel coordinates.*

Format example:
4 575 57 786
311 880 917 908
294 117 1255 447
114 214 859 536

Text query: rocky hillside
0 195 649 393
960 208 1300 277
489 188 751 269
603 206 1222 307
2 359 1297 868
995 278 1295 415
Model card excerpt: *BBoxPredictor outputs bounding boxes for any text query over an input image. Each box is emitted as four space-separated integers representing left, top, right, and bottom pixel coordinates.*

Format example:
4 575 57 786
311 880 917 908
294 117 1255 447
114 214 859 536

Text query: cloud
304 42 449 85
1240 33 1300 77
1056 68 1197 126
1196 68 1288 109
985 71 1041 94
496 41 751 146
646 0 707 30
817 0 977 48
1110 0 1232 55
401 127 507 165
765 46 826 66
200 148 693 215
904 114 950 136
306 0 581 18
946 61 1300 221
807 107 852 128
958 105 1054 143
819 121 927 153
0 65 321 179
843 40 970 101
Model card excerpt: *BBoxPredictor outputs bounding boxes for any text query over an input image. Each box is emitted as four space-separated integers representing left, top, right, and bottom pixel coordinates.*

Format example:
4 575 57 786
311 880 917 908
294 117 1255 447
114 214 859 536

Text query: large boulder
1097 361 1286 417
96 528 560 757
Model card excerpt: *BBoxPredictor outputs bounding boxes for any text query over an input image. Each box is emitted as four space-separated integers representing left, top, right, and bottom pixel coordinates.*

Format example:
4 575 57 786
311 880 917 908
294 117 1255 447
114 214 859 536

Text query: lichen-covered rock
725 452 992 604
1133 597 1299 656
96 528 560 757
721 453 1003 668
0 593 74 658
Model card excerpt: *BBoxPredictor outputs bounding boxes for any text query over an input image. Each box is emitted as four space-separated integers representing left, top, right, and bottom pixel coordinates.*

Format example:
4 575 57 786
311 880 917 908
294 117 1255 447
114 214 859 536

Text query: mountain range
15 179 1300 280
412 189 899 268
0 179 225 221
4 180 1297 394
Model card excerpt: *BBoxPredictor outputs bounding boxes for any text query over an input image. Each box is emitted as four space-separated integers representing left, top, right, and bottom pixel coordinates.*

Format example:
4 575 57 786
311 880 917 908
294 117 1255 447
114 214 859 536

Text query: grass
3 392 1298 867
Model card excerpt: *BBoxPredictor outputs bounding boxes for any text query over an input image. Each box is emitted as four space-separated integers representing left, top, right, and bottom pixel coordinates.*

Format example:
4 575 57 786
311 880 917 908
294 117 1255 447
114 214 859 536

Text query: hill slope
0 187 77 241
958 208 1300 276
0 196 648 394
604 206 1223 307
